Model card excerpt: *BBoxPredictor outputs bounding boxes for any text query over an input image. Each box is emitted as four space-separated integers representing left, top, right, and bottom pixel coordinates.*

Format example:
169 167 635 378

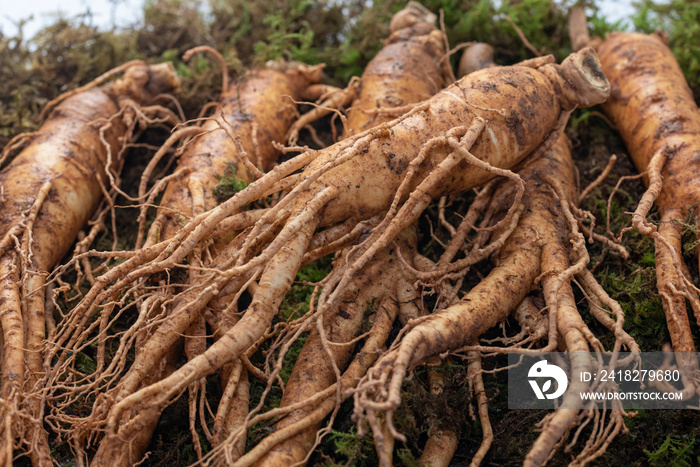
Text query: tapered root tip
458 43 495 78
560 47 610 108
389 1 437 32
121 62 180 102
568 6 592 52
147 62 181 95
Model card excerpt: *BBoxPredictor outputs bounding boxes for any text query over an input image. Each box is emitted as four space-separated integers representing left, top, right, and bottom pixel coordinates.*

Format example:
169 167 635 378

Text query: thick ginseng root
285 81 359 146
568 7 602 53
71 56 322 465
465 352 492 467
254 7 447 464
286 1 447 145
139 53 322 247
352 145 558 467
56 48 609 454
353 136 639 466
458 43 496 78
0 61 179 466
342 3 447 136
597 32 700 393
209 281 401 467
113 47 607 433
255 227 423 466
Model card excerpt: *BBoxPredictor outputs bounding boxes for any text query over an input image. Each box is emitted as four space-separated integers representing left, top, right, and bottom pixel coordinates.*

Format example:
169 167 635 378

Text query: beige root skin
458 42 496 77
257 7 447 463
389 1 437 33
467 353 492 467
568 7 602 54
523 231 593 466
134 60 322 457
144 60 322 245
68 48 604 294
88 192 327 459
102 197 327 450
217 291 400 467
354 136 637 466
417 362 461 467
48 49 608 463
598 32 700 392
286 79 359 146
91 342 182 466
0 254 22 465
49 56 323 465
212 359 249 454
344 23 445 137
256 228 421 466
0 62 179 463
287 1 446 144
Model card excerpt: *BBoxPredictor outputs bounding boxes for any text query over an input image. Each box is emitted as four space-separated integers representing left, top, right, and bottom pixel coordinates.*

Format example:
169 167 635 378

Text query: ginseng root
48 47 609 459
251 6 447 465
353 135 639 466
0 61 179 466
597 32 700 395
50 50 322 465
285 1 449 146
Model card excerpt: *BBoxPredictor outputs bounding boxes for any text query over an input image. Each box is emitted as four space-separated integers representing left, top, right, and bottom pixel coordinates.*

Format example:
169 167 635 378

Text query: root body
355 135 636 465
598 32 700 390
257 7 445 463
0 62 179 461
49 46 609 465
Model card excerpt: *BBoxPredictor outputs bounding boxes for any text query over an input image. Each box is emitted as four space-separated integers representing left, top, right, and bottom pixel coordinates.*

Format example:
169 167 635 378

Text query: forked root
1 61 180 463
211 288 400 467
253 13 450 462
353 136 637 466
467 352 492 467
43 45 611 464
597 30 700 397
623 149 699 394
101 188 332 448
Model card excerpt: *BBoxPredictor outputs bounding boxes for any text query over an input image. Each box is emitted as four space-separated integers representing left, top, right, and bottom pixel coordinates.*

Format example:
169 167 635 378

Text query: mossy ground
3 0 700 465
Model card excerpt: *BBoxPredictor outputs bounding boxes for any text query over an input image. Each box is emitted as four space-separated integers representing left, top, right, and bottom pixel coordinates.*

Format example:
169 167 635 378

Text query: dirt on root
3 0 700 465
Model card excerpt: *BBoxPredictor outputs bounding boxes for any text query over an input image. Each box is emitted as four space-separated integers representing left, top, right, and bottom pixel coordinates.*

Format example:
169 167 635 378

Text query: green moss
212 162 249 201
75 351 97 375
245 375 283 447
675 205 700 257
396 449 424 467
279 257 331 320
144 393 215 467
280 334 308 383
389 363 472 460
321 428 378 467
645 434 698 467
252 0 318 63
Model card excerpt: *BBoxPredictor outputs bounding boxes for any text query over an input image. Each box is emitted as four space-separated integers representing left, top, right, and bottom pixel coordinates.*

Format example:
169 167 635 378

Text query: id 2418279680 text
580 369 680 383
